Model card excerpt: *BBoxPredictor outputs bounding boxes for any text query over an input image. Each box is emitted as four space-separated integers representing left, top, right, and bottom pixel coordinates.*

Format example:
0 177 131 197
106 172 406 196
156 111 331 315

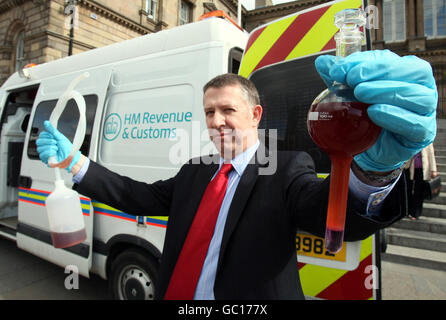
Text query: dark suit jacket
74 148 407 299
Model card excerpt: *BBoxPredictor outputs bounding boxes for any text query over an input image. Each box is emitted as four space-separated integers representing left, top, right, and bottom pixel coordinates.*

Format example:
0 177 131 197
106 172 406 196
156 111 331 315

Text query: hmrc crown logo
103 113 121 141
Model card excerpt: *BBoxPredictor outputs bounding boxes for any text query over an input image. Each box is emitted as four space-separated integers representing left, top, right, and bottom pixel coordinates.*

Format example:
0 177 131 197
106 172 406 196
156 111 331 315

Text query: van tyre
110 248 158 300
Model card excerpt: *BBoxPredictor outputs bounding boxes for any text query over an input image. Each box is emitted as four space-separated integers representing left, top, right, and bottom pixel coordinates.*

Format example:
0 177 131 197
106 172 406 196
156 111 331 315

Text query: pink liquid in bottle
51 229 87 249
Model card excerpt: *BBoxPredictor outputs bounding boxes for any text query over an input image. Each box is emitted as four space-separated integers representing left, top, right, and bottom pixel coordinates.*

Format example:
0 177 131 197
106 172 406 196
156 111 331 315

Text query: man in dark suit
36 50 438 299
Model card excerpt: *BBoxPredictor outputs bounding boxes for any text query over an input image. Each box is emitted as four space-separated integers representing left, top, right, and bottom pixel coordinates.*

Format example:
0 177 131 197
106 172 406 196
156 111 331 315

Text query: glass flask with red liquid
307 9 382 253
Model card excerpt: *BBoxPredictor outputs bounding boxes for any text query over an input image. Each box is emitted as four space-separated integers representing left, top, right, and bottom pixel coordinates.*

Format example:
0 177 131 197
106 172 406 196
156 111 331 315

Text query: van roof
1 18 247 90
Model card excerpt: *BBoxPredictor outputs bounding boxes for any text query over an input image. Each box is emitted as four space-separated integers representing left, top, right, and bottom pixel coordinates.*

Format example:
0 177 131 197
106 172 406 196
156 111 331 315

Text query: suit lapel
216 148 270 274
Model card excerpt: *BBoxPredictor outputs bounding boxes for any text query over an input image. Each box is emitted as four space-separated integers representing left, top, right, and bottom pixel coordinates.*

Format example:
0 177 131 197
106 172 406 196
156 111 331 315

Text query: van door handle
18 176 32 189
136 216 146 228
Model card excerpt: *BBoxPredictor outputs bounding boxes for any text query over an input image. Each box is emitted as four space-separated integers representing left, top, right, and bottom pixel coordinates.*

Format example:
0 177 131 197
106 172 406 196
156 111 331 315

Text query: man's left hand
315 50 438 172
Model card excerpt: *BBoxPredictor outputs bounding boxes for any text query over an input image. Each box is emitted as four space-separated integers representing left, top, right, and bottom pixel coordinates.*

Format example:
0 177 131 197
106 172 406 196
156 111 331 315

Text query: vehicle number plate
296 233 346 262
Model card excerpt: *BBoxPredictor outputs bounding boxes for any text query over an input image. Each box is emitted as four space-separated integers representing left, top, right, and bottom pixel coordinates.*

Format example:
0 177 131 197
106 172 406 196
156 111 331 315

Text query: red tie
164 163 233 300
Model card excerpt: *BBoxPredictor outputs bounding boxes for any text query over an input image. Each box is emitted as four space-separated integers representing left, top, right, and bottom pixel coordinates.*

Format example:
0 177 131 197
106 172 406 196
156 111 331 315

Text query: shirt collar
219 140 260 177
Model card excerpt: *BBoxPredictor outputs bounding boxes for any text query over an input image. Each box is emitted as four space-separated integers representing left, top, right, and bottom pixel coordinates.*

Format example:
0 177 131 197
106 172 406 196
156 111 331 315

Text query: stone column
408 0 426 51
416 0 424 37
408 0 416 38
373 0 384 49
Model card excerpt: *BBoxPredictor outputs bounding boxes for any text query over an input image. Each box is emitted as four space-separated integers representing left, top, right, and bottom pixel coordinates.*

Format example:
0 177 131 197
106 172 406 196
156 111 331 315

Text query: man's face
203 84 262 159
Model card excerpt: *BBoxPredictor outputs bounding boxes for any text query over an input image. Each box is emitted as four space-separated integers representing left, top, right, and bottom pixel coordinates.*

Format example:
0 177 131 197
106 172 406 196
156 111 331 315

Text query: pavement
381 260 446 300
0 238 110 300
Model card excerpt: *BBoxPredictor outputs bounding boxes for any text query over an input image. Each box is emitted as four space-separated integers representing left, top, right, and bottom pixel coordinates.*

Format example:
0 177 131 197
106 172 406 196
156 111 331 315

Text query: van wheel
109 248 158 300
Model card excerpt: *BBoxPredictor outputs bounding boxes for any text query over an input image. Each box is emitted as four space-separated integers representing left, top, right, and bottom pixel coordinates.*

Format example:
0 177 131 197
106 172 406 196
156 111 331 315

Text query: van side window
27 95 98 159
228 47 243 74
0 87 37 139
250 55 331 173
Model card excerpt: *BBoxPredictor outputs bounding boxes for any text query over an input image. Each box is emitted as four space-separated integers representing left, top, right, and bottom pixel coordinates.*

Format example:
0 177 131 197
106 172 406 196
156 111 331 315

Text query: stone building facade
0 0 240 85
1 0 445 117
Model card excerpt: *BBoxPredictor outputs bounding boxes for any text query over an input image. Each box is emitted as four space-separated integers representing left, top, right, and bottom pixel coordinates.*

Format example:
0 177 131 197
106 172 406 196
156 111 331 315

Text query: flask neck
335 30 363 58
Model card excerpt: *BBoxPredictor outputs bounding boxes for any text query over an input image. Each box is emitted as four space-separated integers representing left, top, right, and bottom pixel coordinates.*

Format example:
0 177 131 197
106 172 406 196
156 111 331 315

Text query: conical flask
307 9 382 253
45 72 89 249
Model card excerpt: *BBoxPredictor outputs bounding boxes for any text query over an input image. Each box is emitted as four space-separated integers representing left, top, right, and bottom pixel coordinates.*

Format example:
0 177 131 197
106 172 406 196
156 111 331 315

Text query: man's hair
203 73 260 107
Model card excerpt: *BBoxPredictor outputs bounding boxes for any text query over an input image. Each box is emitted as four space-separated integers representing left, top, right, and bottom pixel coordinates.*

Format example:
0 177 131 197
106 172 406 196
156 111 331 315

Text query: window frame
383 0 406 43
424 0 446 38
180 0 193 25
145 0 158 21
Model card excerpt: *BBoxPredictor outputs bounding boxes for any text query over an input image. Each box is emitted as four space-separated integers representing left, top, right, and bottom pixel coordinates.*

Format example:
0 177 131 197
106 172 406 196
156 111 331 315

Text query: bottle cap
334 8 366 30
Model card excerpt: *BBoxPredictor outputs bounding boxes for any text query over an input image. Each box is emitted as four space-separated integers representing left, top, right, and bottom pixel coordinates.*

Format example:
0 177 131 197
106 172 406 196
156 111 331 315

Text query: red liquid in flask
308 100 381 253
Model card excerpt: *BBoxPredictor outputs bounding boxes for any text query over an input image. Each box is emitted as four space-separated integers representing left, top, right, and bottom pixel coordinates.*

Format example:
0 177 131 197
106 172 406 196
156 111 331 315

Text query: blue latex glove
315 50 438 172
36 120 81 173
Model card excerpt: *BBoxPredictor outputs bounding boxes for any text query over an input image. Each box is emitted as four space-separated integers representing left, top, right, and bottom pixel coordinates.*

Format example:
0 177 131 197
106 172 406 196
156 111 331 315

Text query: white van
0 0 381 300
0 17 247 299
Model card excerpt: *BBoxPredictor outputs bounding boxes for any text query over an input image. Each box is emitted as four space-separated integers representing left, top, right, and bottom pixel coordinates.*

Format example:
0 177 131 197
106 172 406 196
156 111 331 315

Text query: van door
17 68 112 277
0 87 36 236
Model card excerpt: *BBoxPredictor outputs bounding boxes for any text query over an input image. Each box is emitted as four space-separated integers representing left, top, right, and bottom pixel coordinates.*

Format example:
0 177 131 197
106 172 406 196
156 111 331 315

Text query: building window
425 0 446 38
145 0 158 21
383 0 406 42
180 1 192 25
15 31 25 72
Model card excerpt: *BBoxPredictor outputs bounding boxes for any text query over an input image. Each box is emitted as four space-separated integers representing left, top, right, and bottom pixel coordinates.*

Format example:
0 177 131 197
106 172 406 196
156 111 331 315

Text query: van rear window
229 47 243 74
250 55 331 173
27 95 98 159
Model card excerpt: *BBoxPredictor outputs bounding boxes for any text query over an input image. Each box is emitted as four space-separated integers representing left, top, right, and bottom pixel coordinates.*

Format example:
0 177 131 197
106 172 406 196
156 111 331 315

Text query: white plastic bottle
45 72 89 248
46 180 87 248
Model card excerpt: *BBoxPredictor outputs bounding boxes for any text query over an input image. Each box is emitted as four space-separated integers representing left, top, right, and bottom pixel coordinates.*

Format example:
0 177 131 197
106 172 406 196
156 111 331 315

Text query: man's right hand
36 120 81 173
